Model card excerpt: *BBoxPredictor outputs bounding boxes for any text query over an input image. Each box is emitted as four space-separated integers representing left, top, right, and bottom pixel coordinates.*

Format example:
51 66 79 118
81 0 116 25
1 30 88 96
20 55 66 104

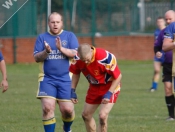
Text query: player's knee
82 112 89 121
165 88 173 96
42 104 55 117
43 107 51 117
62 108 74 119
99 118 106 126
155 68 161 73
99 113 107 120
99 113 108 125
99 113 107 125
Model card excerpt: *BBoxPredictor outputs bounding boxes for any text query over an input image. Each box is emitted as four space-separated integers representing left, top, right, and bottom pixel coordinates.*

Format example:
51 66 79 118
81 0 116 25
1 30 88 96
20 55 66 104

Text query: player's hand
156 51 162 58
56 37 62 51
71 88 78 104
44 41 52 53
101 98 110 104
101 91 112 104
0 79 8 93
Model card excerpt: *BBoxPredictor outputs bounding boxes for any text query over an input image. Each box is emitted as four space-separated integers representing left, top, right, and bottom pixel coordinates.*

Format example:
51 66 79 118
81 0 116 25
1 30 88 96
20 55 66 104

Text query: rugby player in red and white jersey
70 43 122 132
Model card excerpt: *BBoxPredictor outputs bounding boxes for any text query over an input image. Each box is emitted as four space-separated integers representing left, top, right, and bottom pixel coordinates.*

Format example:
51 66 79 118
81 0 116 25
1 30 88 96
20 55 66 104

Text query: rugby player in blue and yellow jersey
33 12 79 132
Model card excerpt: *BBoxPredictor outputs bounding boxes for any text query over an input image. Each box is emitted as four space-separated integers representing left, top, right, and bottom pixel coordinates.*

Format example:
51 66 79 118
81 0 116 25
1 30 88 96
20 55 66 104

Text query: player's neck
48 29 63 35
159 26 166 30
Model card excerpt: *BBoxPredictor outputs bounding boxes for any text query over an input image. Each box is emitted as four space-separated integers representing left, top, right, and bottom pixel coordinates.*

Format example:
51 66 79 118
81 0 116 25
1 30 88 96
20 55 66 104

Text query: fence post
12 6 18 64
138 0 145 31
91 0 96 46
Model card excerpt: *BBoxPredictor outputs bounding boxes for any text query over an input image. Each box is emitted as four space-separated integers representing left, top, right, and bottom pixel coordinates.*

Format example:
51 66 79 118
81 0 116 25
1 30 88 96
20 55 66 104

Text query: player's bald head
78 43 91 59
165 10 175 17
165 10 175 24
48 12 63 22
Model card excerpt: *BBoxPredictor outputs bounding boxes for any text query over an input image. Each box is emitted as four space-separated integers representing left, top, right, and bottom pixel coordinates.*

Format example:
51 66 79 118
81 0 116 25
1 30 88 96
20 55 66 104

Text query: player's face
156 19 165 29
81 51 93 64
165 14 175 25
48 14 63 35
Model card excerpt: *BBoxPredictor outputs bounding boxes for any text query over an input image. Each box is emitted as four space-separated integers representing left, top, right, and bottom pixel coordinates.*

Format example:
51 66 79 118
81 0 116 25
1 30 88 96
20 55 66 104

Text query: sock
165 95 175 118
152 82 158 89
43 117 56 132
62 116 75 132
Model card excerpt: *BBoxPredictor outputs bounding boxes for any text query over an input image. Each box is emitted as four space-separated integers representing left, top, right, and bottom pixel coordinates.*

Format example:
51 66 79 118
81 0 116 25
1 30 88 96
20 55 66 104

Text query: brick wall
0 36 154 64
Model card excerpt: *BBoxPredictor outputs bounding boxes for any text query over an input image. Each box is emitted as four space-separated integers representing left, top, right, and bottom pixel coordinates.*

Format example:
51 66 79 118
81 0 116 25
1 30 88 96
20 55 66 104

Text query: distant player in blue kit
33 12 79 132
150 17 166 92
155 10 175 121
0 52 8 93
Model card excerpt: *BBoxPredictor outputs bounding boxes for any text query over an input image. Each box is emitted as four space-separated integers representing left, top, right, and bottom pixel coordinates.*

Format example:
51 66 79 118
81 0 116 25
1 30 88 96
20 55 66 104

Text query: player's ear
77 52 80 58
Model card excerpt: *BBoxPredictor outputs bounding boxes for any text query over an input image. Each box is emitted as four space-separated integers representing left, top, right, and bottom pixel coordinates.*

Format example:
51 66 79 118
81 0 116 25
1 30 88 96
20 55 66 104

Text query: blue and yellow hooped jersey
34 30 79 82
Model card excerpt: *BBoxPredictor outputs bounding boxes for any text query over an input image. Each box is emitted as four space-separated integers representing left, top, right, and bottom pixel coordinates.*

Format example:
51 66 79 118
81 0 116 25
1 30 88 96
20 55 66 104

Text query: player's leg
57 81 75 132
164 81 174 120
37 81 57 132
58 101 75 132
82 103 99 132
162 63 174 120
41 98 56 132
150 60 161 91
98 103 114 132
97 87 120 132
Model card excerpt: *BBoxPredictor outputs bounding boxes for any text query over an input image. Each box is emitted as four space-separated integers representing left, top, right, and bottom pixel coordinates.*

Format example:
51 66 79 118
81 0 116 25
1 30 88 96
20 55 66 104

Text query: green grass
0 61 175 132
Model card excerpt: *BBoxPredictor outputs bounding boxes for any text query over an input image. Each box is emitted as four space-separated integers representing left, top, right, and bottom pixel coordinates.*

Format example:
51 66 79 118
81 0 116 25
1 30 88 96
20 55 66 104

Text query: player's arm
154 31 163 54
56 37 77 58
34 41 52 62
102 74 122 104
108 74 122 93
71 73 80 104
154 45 163 58
0 60 8 93
162 38 175 52
34 50 49 62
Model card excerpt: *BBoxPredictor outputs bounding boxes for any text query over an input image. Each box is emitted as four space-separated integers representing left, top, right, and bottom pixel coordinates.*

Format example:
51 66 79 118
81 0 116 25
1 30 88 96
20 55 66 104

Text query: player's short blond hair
78 43 91 59
48 12 63 22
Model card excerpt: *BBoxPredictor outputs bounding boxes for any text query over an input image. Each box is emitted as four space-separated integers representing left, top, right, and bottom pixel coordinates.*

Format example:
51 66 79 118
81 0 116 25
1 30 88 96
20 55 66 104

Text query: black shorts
162 63 172 82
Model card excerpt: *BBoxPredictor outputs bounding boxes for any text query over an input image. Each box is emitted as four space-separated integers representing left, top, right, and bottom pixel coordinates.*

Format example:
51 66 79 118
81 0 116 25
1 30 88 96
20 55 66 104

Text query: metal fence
0 0 37 37
0 0 175 37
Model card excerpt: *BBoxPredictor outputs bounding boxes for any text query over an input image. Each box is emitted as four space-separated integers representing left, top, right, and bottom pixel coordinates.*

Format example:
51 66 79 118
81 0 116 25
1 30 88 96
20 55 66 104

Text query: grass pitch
0 61 175 132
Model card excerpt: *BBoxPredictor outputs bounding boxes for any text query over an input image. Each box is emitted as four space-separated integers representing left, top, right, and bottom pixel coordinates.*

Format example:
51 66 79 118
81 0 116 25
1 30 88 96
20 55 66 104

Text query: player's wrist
71 88 77 99
45 49 50 54
103 91 113 99
71 88 76 91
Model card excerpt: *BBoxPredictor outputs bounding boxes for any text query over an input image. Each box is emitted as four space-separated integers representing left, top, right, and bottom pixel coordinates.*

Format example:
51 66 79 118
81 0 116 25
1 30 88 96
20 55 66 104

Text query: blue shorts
154 51 165 63
37 79 71 101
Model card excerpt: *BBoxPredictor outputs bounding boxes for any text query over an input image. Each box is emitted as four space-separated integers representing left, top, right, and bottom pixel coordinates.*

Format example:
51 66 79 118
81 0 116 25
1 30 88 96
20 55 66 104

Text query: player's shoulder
159 28 166 35
95 48 113 59
154 28 160 32
166 22 175 29
37 32 49 38
154 28 160 34
164 22 175 36
62 30 76 36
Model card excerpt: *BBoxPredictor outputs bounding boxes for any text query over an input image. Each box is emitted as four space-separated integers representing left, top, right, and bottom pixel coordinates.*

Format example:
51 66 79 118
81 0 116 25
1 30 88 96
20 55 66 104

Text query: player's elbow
162 45 170 52
118 74 122 81
162 45 166 51
34 55 40 63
